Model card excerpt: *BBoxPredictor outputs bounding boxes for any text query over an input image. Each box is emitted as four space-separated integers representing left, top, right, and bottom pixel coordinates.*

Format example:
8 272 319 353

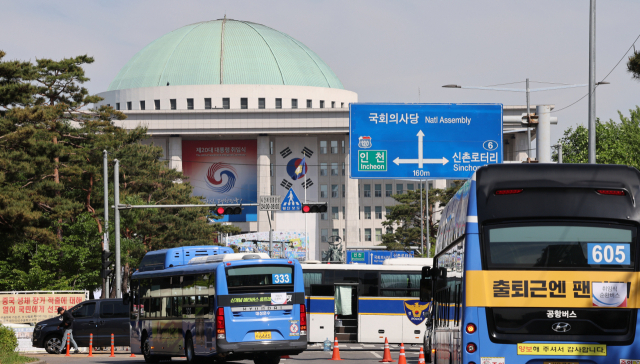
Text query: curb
29 360 47 364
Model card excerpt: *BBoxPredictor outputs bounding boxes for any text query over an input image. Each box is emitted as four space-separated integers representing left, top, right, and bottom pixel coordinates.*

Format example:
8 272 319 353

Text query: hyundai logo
552 322 571 333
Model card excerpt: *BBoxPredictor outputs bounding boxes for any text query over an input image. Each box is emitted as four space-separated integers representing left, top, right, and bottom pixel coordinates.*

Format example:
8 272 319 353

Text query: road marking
370 351 382 358
361 344 376 347
351 346 363 349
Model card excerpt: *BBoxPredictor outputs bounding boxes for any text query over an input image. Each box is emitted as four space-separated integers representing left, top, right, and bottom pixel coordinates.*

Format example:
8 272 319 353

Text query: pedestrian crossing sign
281 188 302 211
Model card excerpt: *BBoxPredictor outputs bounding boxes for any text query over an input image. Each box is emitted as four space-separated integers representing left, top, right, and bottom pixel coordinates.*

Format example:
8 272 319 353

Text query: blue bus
126 246 307 364
421 164 640 364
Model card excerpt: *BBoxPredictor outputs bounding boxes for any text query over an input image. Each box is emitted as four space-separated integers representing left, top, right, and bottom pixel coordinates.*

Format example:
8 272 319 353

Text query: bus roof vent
187 253 270 265
241 254 264 260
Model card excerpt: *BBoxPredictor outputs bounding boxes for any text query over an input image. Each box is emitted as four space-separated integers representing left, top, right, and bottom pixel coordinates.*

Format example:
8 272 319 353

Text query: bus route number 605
587 243 630 265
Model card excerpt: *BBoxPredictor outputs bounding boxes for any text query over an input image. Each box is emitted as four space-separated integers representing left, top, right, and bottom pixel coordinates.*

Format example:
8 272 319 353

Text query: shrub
0 324 18 354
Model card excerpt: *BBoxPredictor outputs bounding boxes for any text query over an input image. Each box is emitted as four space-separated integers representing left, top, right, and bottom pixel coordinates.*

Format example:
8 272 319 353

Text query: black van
32 299 130 354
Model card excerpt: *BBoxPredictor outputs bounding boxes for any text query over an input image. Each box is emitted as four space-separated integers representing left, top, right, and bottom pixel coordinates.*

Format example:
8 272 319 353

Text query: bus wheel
142 335 160 363
185 335 196 364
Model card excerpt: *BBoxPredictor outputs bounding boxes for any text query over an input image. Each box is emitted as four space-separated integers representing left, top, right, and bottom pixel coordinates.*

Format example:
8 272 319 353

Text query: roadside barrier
380 337 394 362
87 333 94 357
65 332 71 357
109 333 115 357
330 337 342 360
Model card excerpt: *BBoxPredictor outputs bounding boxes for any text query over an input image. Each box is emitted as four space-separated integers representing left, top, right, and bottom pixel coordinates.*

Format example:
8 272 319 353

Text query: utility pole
588 0 596 163
102 151 109 299
553 144 563 163
114 159 121 298
425 181 430 258
420 180 424 256
526 78 532 160
536 105 552 163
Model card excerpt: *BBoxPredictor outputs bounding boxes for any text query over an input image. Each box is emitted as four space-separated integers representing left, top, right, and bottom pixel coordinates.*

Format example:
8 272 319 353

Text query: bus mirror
420 278 432 302
421 267 431 279
123 293 129 305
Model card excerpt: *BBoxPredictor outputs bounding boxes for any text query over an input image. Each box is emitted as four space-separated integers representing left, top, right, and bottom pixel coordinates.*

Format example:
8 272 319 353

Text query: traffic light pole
102 150 109 299
114 160 121 298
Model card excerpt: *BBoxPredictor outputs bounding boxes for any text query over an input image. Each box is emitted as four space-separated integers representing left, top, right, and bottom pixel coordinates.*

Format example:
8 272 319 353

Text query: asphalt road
30 349 425 364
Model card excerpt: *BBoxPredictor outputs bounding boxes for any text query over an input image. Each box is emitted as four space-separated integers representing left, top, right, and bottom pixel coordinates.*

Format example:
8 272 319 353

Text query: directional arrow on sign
393 130 449 166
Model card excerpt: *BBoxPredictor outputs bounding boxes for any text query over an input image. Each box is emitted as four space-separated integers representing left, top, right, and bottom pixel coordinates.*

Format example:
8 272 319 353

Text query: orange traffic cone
130 351 136 358
397 343 407 364
281 355 291 359
330 337 342 360
380 337 394 362
418 346 425 364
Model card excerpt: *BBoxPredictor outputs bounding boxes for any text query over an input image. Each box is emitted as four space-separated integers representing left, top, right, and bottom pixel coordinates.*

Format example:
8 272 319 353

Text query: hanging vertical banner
182 140 258 222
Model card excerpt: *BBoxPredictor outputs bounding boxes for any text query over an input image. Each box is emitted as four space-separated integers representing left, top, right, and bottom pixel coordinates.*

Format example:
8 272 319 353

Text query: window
204 98 212 109
386 227 393 234
140 101 145 110
271 185 275 195
223 98 230 109
320 185 327 198
343 228 346 240
125 101 131 110
375 206 382 219
342 162 345 176
332 101 335 108
332 206 339 219
185 98 193 110
321 212 328 220
396 184 404 194
332 229 339 239
106 104 110 107
364 206 371 219
307 99 312 108
376 228 382 242
291 99 298 109
364 184 371 197
100 301 128 318
342 184 345 198
270 141 274 155
342 206 345 217
386 184 393 197
154 100 160 110
331 141 338 154
380 273 420 297
320 100 325 108
320 141 327 154
321 229 328 242
375 184 382 197
341 102 344 108
275 98 282 109
241 98 248 109
270 164 274 177
320 163 327 176
331 184 339 198
428 181 434 190
71 302 96 318
170 99 176 110
116 103 120 110
365 229 372 241
407 183 414 192
331 163 338 176
259 98 265 109
342 140 345 154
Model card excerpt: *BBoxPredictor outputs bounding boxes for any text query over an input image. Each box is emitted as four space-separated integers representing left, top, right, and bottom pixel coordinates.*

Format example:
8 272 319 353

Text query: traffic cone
418 346 425 364
330 337 342 360
87 333 94 357
130 350 136 358
379 337 394 362
397 343 407 364
281 355 290 359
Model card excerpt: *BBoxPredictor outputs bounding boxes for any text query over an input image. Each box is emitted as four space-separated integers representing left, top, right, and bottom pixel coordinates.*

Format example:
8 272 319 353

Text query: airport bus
421 164 640 364
301 258 432 344
127 246 307 364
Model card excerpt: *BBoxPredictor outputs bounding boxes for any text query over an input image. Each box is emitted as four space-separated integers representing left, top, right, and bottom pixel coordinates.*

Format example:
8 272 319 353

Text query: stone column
345 135 360 248
257 136 272 232
168 136 182 172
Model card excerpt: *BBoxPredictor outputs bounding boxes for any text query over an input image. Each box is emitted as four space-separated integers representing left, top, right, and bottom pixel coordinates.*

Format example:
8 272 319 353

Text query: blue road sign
281 188 302 211
350 104 503 179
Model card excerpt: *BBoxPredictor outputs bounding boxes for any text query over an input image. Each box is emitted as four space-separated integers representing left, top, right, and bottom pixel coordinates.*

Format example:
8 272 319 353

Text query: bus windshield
484 222 636 270
226 265 294 292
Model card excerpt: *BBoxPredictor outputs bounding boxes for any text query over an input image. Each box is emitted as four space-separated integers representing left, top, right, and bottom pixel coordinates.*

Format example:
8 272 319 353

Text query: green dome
108 19 344 91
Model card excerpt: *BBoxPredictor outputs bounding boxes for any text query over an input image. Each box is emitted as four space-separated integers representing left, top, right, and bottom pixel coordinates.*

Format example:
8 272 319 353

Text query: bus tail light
596 189 626 196
216 307 226 339
466 342 477 353
495 189 523 195
465 323 477 334
300 304 307 335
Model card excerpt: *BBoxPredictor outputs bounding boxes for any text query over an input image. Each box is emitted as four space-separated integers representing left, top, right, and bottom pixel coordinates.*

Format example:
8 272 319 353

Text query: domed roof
108 19 344 91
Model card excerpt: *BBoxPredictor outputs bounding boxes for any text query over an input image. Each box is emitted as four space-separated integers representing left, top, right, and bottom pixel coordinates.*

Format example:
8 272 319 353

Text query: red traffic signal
301 203 327 213
215 206 243 215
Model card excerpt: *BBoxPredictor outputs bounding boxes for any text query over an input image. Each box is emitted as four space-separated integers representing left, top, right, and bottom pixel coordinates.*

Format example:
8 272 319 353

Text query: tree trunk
122 261 130 295
53 135 62 240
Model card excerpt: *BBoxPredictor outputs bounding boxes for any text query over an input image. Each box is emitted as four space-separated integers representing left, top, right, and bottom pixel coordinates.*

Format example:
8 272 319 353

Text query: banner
274 137 319 259
226 231 307 260
0 294 85 324
182 140 258 222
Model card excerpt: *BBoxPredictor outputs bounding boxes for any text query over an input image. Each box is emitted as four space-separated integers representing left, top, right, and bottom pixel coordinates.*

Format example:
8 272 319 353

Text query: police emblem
358 136 372 148
403 300 430 325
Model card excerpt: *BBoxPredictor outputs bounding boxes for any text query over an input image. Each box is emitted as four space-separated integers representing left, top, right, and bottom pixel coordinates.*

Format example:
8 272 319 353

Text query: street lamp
442 79 591 160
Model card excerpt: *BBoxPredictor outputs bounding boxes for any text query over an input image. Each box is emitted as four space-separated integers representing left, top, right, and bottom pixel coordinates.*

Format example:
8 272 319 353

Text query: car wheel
44 335 62 354
142 335 160 363
185 335 196 364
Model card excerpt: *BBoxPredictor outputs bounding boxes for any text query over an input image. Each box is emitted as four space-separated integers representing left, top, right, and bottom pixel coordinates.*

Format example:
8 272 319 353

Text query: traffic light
215 205 243 215
102 251 114 279
302 203 327 213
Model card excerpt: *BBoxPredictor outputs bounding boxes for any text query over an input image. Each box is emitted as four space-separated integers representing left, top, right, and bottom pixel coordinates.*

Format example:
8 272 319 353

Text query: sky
2 0 639 151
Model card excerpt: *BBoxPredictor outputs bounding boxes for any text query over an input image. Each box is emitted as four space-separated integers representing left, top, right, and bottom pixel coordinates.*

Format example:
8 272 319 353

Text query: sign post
259 195 281 258
350 104 503 179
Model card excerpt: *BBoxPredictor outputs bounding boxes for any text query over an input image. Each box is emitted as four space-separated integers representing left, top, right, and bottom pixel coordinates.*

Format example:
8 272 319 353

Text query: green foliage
0 351 37 364
628 50 640 80
382 181 464 255
0 324 18 354
556 106 640 168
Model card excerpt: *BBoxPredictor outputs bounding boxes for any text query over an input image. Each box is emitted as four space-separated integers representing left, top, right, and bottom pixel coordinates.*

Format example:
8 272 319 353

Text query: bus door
334 283 358 343
194 295 207 354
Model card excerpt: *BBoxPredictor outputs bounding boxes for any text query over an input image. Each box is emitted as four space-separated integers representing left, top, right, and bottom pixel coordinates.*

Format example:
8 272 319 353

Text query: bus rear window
226 265 294 292
484 223 636 270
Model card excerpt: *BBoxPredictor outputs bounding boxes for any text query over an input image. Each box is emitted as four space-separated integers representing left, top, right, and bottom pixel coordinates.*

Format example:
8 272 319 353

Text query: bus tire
142 334 160 363
185 334 197 364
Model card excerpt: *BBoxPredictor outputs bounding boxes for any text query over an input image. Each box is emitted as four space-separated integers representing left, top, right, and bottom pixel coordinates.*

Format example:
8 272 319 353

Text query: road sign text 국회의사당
349 104 503 179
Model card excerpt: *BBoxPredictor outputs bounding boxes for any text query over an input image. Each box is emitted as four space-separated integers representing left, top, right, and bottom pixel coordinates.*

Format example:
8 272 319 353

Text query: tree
555 107 640 168
382 181 465 256
628 50 640 80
